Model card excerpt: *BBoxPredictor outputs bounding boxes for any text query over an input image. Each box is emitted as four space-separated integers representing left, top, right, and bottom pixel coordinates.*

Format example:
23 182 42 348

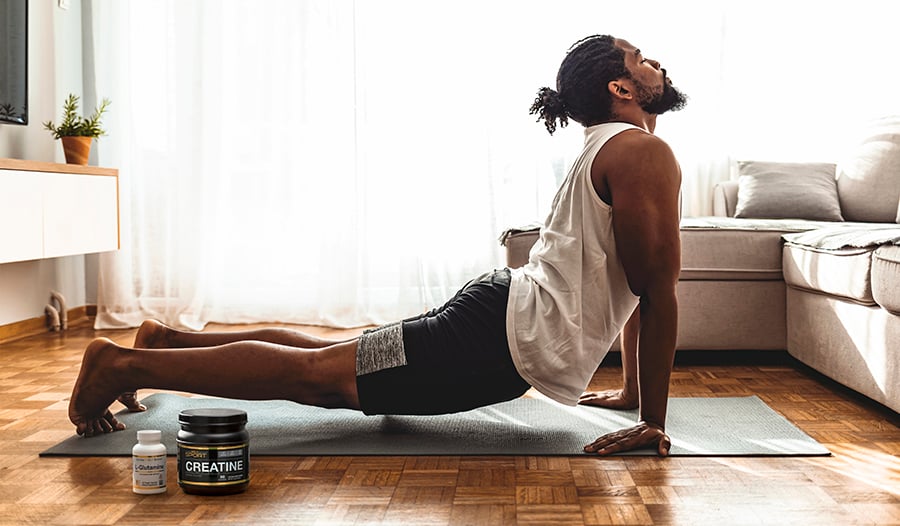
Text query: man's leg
70 336 360 437
118 320 354 411
133 319 352 350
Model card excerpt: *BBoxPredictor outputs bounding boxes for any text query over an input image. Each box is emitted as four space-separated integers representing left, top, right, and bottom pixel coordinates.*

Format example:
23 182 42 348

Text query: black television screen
0 0 27 125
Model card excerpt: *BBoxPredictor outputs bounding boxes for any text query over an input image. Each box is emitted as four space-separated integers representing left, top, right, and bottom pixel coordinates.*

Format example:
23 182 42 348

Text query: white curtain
85 1 900 329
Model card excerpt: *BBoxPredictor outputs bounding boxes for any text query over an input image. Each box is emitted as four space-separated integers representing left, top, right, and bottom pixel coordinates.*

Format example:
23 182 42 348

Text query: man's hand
578 389 638 410
583 421 671 456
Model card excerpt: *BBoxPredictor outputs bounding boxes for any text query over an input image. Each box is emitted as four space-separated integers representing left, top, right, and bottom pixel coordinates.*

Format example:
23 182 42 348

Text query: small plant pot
61 136 92 165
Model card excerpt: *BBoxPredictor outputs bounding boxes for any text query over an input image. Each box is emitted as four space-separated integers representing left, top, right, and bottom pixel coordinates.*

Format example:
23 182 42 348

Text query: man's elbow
631 264 680 309
628 258 680 298
638 280 678 308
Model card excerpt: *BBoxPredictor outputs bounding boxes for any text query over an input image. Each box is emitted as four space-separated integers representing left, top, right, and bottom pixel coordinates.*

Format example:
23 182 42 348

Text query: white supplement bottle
132 430 167 494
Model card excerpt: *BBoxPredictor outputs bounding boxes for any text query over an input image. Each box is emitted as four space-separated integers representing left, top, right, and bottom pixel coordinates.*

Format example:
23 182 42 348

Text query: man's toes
118 392 146 412
75 421 88 437
81 421 95 437
98 418 112 433
104 410 125 431
74 412 125 437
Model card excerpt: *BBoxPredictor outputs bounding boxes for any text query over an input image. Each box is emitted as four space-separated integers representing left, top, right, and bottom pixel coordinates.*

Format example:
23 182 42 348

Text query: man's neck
609 109 658 134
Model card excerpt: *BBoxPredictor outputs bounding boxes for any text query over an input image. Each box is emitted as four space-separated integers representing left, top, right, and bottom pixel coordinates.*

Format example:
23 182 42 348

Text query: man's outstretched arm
584 130 681 456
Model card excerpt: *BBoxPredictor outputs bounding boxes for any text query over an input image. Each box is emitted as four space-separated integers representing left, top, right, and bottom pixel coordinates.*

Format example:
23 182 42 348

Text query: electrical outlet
58 0 70 10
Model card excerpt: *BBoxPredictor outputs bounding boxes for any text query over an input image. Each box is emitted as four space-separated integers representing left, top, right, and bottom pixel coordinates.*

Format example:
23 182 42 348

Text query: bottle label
133 454 167 491
177 443 249 487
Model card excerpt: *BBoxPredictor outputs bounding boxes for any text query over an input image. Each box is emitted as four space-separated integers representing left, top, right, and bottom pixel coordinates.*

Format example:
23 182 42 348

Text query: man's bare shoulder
604 129 676 167
593 129 680 193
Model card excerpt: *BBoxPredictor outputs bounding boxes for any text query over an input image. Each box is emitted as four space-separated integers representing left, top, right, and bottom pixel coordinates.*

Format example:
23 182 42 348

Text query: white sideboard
0 158 119 264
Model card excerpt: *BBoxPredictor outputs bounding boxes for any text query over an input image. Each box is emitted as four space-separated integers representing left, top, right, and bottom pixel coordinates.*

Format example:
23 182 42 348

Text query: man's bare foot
69 338 132 437
116 320 172 412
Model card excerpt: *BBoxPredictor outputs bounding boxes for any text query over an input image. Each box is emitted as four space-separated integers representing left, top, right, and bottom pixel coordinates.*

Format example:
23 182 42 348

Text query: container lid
137 429 162 442
178 408 247 426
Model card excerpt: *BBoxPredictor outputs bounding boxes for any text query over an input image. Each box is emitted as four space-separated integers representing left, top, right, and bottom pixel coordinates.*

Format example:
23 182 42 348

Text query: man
69 34 686 456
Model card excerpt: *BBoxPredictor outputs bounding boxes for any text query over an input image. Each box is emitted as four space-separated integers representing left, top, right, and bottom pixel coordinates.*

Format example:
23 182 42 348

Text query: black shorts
355 268 530 415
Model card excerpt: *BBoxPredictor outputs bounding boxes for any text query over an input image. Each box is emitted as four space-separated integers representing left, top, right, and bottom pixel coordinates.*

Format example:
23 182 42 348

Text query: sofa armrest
713 180 739 217
500 228 540 268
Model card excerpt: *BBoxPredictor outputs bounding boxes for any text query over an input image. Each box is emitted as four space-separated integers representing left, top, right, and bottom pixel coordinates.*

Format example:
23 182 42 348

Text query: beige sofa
501 120 900 413
701 180 900 414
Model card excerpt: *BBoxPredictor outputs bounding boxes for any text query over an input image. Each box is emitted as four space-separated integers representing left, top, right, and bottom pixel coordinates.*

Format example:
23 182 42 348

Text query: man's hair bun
529 87 569 135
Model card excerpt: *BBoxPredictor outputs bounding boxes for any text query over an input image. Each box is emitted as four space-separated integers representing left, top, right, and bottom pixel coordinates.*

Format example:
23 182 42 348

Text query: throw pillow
734 161 844 221
837 115 900 223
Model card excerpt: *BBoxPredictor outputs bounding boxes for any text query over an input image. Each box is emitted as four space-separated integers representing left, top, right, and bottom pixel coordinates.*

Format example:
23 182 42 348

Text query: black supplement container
177 408 250 495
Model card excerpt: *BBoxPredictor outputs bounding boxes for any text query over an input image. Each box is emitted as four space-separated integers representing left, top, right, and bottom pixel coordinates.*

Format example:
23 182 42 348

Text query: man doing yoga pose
69 34 686 456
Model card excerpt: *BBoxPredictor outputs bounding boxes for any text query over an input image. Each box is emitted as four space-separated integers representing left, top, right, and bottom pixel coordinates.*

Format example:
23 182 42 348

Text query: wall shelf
0 158 119 264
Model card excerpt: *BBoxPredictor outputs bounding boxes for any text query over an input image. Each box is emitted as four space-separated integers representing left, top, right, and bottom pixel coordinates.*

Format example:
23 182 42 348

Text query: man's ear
608 80 633 100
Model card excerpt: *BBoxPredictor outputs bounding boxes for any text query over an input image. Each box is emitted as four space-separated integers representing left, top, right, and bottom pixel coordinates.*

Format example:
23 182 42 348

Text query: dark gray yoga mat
42 394 829 457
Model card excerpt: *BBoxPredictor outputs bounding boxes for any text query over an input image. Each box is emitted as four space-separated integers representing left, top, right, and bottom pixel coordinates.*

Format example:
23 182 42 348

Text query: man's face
615 39 688 115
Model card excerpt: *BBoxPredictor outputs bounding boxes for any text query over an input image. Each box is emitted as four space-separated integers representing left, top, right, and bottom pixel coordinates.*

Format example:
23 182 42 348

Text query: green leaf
44 94 111 139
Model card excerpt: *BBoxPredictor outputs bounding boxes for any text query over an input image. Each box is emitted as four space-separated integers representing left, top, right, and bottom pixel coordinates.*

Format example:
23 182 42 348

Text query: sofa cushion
873 245 900 314
680 217 828 280
782 243 876 305
734 161 843 221
680 228 782 280
836 115 900 223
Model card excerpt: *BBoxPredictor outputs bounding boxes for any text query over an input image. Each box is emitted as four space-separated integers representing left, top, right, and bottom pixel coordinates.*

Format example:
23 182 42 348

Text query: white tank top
506 122 641 406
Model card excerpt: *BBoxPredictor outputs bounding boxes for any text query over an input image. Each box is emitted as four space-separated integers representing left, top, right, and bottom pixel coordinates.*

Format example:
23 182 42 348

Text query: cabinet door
42 173 119 259
0 170 44 264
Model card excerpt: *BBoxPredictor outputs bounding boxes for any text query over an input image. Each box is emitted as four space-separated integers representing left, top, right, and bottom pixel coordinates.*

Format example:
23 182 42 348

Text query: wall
0 0 93 326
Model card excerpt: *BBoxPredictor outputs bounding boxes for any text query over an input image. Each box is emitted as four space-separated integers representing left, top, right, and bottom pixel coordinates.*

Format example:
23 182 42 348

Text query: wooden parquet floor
0 320 897 525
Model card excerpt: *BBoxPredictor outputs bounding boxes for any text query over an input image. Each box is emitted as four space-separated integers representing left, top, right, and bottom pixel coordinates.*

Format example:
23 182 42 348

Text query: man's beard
637 70 688 115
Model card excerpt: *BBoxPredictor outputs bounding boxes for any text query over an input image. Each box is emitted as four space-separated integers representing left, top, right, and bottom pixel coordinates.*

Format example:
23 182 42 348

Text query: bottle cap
137 429 162 442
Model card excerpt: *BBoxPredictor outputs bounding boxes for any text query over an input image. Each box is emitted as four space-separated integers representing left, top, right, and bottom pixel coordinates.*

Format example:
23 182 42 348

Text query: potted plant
43 94 111 165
